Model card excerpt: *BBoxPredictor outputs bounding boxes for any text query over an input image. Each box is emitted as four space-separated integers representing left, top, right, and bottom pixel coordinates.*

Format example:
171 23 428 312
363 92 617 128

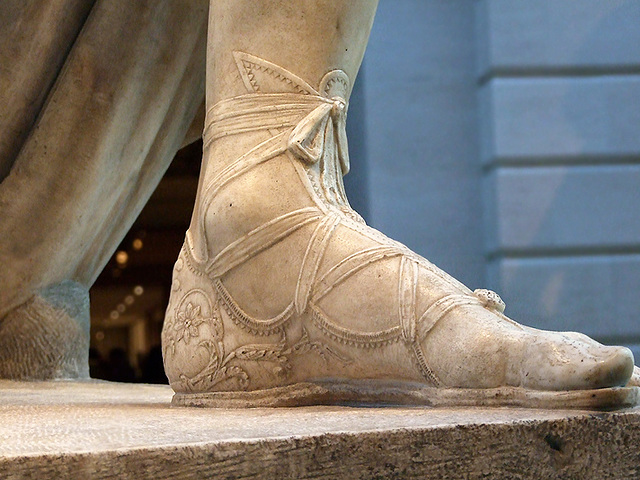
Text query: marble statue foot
161 52 638 410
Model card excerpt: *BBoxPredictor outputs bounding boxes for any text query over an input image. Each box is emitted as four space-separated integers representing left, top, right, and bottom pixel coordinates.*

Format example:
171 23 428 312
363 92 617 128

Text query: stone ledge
1 381 640 479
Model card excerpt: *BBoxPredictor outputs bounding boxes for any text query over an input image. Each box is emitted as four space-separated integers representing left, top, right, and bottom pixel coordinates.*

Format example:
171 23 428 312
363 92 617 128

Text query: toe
587 346 634 389
519 335 635 390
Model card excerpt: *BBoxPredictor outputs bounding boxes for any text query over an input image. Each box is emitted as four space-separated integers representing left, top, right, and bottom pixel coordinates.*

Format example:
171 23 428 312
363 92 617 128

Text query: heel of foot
0 281 90 380
163 242 225 393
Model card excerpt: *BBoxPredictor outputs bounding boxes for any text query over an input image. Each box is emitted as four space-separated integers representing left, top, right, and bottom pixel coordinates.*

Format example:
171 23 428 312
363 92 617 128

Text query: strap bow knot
288 95 350 175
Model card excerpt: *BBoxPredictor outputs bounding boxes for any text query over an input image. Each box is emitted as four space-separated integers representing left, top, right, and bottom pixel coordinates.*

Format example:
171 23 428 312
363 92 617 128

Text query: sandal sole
171 380 640 410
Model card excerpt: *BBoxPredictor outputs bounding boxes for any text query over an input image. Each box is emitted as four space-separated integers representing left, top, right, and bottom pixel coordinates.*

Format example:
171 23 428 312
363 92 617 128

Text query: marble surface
0 380 591 456
2 381 640 479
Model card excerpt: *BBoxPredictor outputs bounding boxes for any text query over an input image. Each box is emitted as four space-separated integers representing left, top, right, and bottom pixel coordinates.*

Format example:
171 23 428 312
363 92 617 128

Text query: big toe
520 337 634 390
589 346 635 388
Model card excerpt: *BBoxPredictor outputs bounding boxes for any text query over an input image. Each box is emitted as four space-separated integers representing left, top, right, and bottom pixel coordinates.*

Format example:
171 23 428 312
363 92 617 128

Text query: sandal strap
313 245 402 302
203 93 329 146
399 257 442 386
202 132 288 202
311 305 402 346
295 214 341 314
399 257 419 343
203 91 349 174
417 295 483 342
411 342 441 387
206 207 323 278
214 279 295 335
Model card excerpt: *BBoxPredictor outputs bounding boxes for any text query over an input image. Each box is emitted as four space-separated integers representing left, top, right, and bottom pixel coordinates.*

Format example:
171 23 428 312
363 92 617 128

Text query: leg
0 0 207 379
162 0 637 408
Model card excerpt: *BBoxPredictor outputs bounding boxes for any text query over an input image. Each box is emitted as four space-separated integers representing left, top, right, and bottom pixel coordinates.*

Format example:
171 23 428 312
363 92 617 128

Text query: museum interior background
89 0 640 383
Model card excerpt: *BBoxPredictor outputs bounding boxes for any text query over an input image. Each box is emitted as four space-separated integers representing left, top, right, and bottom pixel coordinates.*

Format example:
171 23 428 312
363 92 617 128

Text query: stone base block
1 380 639 479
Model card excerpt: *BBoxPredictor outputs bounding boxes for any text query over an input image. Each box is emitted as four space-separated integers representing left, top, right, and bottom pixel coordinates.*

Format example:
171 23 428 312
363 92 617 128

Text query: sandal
162 52 639 409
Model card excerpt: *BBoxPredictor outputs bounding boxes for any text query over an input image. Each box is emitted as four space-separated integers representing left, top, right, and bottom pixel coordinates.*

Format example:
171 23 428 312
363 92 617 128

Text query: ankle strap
204 93 328 144
203 90 350 175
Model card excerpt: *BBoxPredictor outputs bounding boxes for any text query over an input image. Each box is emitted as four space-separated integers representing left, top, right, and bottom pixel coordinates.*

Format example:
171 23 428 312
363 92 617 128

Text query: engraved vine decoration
165 287 347 393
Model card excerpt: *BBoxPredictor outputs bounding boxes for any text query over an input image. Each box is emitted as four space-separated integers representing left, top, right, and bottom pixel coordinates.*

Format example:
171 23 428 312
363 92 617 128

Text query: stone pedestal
1 380 639 479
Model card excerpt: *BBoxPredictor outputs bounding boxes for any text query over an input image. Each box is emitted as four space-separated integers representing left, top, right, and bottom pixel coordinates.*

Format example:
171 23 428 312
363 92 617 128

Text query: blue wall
345 0 640 355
